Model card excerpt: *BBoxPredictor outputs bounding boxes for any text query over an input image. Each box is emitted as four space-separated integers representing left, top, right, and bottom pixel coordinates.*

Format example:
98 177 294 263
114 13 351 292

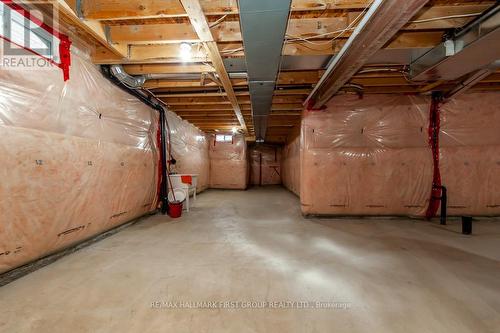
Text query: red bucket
168 201 183 218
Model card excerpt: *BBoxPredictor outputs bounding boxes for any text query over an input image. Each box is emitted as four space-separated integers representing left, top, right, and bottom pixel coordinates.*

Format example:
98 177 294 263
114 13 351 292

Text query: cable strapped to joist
425 92 443 219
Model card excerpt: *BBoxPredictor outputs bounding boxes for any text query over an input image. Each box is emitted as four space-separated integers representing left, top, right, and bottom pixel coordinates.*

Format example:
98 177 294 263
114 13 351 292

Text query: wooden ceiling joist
143 78 247 89
70 0 375 21
105 14 473 45
92 30 445 65
123 63 215 74
51 0 499 143
75 0 239 20
180 0 247 132
171 103 303 111
57 1 128 58
161 95 305 105
307 0 429 108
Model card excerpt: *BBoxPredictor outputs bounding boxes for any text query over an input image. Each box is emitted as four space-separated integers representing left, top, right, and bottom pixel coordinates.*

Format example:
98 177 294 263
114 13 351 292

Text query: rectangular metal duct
238 0 291 141
444 60 500 101
410 5 500 82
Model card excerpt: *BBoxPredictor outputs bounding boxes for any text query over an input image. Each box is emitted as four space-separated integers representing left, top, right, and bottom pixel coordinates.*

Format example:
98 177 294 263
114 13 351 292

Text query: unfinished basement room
1 0 500 332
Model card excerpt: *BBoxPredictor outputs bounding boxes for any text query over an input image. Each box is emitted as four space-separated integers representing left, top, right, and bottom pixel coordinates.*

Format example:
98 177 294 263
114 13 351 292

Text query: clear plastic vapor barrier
165 113 209 192
440 92 500 216
249 145 282 186
0 44 208 273
300 94 433 216
281 127 301 196
0 48 157 273
209 134 248 189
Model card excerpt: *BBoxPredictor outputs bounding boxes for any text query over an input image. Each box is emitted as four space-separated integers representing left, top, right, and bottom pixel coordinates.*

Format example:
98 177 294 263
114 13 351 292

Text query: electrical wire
218 7 483 53
219 47 244 54
410 12 482 24
219 0 373 53
284 0 373 46
209 14 228 28
283 8 482 47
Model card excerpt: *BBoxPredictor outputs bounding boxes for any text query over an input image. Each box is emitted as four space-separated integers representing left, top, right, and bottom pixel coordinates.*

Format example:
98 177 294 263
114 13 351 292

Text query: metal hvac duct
110 65 146 89
110 65 247 88
410 4 500 81
238 0 292 142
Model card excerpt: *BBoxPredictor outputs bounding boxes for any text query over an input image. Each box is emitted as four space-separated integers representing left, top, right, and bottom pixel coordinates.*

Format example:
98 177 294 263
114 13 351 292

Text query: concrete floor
1 186 500 332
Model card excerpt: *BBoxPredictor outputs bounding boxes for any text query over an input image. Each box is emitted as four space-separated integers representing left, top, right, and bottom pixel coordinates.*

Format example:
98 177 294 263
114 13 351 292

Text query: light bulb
179 42 192 61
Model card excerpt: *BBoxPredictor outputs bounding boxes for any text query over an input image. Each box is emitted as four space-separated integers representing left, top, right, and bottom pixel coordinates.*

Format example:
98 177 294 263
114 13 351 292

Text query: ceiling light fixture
231 127 238 134
180 42 192 61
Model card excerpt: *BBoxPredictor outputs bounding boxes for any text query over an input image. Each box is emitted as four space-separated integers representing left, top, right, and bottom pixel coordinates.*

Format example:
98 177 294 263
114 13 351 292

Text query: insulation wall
281 127 301 196
209 135 248 189
300 94 433 216
0 46 208 274
249 145 282 186
440 92 500 216
166 115 209 192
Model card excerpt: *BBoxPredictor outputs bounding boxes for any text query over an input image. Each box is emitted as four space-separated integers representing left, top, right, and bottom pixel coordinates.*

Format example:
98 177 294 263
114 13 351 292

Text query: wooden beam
109 22 199 43
172 104 251 111
162 95 305 104
350 77 418 86
107 18 346 44
79 0 375 20
403 4 492 30
128 43 210 63
123 63 215 74
307 0 428 108
157 89 309 98
163 96 249 104
171 106 303 112
274 89 312 95
73 0 412 21
291 0 371 11
158 91 250 97
180 0 247 132
92 30 444 64
143 78 247 89
104 4 491 44
175 112 250 117
172 103 303 111
78 0 238 20
57 1 128 58
278 71 324 85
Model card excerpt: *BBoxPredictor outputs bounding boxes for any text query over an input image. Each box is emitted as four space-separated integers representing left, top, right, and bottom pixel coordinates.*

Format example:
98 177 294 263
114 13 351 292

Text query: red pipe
425 93 442 219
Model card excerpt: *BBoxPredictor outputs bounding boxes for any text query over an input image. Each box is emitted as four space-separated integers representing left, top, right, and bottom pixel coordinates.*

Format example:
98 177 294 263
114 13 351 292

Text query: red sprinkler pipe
425 92 443 219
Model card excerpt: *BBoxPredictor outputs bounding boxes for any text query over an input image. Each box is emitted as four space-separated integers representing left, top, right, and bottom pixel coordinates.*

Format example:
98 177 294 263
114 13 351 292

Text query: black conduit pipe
157 105 169 214
100 65 169 214
462 216 473 235
440 185 447 225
